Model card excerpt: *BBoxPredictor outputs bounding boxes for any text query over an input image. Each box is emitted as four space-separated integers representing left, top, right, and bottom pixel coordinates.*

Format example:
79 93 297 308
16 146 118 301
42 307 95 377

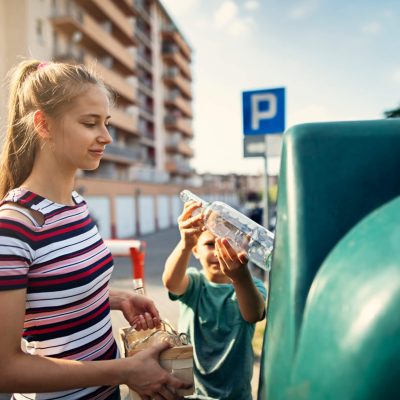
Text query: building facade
0 0 241 238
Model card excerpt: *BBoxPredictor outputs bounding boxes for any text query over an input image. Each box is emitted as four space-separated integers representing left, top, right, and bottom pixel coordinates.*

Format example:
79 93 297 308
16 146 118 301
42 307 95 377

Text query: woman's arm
0 289 188 397
109 289 161 330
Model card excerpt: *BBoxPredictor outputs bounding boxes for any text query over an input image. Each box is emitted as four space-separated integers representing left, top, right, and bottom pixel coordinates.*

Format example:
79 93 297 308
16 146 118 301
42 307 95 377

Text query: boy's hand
215 237 249 282
177 201 205 248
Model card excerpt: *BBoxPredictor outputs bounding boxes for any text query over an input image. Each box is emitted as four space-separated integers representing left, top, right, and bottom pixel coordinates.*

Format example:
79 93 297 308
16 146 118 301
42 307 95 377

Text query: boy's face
192 231 230 283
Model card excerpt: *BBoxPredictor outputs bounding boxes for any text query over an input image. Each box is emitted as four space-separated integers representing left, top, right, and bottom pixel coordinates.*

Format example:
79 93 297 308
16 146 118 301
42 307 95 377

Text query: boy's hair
0 59 111 198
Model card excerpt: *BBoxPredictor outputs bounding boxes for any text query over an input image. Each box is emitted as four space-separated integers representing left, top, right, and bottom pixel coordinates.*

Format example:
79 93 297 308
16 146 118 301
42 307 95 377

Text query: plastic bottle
180 190 274 271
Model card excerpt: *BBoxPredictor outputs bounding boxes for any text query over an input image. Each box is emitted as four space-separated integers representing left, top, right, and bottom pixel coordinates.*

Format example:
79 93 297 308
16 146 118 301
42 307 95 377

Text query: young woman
0 59 188 400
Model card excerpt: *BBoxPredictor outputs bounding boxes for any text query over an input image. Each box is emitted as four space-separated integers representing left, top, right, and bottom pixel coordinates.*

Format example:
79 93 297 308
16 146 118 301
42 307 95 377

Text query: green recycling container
258 119 400 400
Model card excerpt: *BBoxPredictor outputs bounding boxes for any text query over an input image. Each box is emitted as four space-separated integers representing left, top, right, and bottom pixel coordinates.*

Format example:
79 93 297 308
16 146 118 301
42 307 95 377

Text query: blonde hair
0 59 110 198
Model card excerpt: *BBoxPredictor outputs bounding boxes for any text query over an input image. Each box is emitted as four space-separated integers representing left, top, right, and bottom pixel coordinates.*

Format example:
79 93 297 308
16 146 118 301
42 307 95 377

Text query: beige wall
0 0 7 138
0 0 30 140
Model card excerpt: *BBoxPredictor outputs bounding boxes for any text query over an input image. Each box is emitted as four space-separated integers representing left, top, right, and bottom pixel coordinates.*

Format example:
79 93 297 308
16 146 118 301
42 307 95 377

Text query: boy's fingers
238 252 249 265
218 239 235 262
182 201 202 218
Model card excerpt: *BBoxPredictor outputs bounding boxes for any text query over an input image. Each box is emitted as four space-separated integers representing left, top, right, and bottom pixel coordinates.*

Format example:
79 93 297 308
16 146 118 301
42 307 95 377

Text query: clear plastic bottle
180 190 274 271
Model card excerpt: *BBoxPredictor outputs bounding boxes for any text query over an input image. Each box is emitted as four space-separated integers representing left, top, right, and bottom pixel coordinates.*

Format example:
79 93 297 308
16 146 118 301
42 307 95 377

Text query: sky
160 0 400 176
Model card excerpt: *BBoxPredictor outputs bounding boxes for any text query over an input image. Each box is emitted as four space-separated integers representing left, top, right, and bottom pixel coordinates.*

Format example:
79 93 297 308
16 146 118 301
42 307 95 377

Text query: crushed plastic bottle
180 190 274 271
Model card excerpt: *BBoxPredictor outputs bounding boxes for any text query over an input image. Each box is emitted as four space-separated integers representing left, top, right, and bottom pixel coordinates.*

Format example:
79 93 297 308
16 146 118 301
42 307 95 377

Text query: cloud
161 0 200 18
213 1 253 36
392 69 400 84
244 1 260 11
214 1 239 29
288 0 321 20
361 21 381 35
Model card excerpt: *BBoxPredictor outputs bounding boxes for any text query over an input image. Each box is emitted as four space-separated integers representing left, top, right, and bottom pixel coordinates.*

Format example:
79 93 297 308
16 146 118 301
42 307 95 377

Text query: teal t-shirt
169 267 267 400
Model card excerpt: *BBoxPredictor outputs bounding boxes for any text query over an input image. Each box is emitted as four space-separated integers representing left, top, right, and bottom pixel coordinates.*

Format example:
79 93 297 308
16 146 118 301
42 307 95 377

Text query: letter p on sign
242 88 285 136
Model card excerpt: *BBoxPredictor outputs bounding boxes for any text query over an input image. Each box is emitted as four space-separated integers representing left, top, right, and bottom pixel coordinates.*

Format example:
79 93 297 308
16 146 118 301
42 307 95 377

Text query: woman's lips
89 149 104 157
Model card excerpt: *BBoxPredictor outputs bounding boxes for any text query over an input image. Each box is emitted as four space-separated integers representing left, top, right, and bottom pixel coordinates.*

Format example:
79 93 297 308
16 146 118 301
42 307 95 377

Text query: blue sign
242 87 285 135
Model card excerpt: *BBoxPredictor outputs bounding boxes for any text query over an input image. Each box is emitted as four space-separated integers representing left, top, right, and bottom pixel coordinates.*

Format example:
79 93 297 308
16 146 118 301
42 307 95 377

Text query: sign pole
263 136 269 228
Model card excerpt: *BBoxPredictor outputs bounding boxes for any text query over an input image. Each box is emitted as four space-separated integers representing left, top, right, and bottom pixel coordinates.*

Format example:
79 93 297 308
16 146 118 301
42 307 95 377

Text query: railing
104 239 146 283
105 144 142 161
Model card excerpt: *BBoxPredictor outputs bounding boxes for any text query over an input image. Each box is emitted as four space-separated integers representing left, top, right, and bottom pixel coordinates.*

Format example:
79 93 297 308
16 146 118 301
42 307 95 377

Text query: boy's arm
231 269 266 323
215 238 266 323
162 201 204 295
162 240 191 295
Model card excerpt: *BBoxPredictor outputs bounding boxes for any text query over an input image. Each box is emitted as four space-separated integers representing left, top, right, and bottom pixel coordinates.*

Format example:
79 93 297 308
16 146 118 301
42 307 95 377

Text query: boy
163 201 267 400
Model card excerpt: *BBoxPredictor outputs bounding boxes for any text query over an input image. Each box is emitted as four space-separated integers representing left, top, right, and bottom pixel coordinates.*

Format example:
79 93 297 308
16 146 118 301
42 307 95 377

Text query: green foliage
384 105 400 118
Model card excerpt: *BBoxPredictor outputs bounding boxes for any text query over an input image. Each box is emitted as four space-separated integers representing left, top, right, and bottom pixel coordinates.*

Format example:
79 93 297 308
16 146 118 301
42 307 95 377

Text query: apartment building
0 0 240 238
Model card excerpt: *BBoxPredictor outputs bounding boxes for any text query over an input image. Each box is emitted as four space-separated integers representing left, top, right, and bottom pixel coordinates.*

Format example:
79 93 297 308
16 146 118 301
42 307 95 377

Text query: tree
384 105 400 118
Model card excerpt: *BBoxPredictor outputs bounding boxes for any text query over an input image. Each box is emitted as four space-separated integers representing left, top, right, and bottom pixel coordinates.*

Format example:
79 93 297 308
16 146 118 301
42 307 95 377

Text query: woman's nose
98 126 113 144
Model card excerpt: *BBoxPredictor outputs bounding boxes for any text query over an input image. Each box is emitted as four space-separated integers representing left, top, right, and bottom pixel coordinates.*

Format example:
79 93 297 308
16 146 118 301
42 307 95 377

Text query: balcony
163 68 192 99
135 26 152 49
53 43 84 63
178 141 194 158
112 0 136 16
162 44 192 80
110 107 138 135
138 106 154 122
133 0 151 24
136 52 153 73
165 115 193 137
87 54 137 103
162 24 191 61
165 158 193 176
51 4 135 74
103 143 142 164
75 0 136 45
138 77 153 98
165 91 193 118
166 135 194 158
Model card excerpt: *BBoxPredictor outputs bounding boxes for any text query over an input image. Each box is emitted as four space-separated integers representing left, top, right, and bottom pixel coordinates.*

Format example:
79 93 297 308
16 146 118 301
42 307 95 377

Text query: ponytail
0 60 40 198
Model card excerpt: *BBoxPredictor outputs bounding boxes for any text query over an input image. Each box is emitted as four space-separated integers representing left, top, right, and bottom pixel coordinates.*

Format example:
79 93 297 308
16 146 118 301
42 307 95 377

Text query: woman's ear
33 110 50 140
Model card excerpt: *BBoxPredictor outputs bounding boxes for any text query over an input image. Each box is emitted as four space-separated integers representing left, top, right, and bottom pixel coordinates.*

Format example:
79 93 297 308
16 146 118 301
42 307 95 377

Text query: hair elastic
37 62 50 69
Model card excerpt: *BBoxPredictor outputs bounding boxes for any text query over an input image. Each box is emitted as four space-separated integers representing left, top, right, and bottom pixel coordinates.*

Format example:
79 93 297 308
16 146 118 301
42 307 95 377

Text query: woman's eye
83 123 95 128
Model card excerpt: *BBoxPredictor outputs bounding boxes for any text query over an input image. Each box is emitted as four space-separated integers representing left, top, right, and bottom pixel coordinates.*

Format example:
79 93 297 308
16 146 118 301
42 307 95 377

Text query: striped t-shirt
0 188 119 400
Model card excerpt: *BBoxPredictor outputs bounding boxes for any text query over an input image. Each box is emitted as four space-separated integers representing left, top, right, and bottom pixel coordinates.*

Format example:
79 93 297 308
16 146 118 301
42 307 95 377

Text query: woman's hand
177 201 205 249
109 290 161 330
125 342 192 399
215 238 249 283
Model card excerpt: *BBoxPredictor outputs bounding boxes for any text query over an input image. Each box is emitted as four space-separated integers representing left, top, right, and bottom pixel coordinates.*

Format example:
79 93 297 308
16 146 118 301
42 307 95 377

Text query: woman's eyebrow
79 113 111 119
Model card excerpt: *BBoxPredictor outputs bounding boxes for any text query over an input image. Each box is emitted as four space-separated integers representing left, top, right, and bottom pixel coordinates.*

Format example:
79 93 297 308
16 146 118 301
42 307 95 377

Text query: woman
0 60 188 400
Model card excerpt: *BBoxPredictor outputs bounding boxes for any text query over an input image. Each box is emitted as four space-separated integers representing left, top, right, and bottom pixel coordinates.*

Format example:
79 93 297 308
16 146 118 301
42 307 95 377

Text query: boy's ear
33 110 51 140
192 245 200 259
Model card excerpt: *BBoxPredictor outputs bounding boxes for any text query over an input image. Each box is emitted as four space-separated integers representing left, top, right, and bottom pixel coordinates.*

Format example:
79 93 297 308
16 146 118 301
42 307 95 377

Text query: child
163 200 267 399
0 59 189 400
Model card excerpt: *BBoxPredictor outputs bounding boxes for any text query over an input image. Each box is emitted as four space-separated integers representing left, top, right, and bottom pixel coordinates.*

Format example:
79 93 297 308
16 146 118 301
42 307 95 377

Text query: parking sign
242 88 285 135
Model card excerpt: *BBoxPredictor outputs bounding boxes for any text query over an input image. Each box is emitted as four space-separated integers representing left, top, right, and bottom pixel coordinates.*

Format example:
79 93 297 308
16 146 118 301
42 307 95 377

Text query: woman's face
46 84 112 172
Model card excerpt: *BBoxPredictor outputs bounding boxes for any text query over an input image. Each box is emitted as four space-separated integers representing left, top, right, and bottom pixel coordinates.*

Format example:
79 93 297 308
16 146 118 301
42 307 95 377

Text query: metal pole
263 138 269 228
